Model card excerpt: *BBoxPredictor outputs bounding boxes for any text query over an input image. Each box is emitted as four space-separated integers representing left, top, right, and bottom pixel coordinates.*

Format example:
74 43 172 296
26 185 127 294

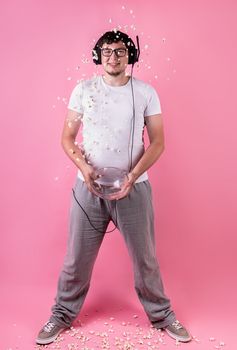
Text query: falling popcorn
175 339 181 346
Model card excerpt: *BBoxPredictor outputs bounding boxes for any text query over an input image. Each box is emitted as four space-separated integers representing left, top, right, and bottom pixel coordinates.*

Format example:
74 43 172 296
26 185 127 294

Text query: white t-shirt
67 75 162 183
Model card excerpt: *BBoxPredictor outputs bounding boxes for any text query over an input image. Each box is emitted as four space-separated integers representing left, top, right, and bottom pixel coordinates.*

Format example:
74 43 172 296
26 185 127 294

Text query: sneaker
164 320 192 342
35 321 66 345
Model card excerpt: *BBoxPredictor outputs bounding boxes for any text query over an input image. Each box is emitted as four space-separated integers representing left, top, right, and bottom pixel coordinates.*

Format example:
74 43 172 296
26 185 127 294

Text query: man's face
101 41 129 77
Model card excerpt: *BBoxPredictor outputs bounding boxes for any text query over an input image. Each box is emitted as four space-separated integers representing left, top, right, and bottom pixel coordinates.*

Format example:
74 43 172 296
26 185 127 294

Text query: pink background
1 0 236 348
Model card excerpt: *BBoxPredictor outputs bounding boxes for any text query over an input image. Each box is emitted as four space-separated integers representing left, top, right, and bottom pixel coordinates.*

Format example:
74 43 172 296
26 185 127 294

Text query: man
36 30 191 345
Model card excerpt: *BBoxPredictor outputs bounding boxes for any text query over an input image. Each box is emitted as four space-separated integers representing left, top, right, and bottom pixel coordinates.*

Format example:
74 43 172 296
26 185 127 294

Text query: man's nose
109 51 120 60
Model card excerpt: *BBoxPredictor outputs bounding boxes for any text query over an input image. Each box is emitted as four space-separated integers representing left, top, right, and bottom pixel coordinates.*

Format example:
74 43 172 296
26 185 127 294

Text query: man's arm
111 114 165 200
131 114 165 180
61 109 98 192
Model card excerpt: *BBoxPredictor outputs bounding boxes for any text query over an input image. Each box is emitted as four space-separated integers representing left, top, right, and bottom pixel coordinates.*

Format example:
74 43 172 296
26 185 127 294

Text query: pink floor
1 0 236 349
1 283 234 350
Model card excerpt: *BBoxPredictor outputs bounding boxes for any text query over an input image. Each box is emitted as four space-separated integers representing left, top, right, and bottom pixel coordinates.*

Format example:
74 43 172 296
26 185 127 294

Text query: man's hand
109 172 136 201
80 163 99 195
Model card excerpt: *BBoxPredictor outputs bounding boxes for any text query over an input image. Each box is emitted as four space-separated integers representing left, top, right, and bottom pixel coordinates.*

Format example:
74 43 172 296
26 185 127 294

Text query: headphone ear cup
92 47 101 65
128 47 138 65
133 48 138 63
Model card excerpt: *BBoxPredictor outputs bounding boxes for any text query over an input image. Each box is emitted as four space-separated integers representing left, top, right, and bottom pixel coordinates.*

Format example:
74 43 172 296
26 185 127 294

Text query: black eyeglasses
101 48 128 58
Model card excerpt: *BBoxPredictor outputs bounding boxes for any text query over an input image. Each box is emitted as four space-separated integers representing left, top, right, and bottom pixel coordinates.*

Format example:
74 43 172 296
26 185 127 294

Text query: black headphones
92 30 140 65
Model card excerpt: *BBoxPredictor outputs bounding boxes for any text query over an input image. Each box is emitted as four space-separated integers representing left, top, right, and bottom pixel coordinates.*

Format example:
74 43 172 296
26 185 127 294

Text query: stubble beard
105 66 125 77
107 71 122 77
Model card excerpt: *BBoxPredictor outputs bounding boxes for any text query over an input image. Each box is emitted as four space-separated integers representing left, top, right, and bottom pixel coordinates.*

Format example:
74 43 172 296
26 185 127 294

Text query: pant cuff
49 315 71 328
151 315 176 329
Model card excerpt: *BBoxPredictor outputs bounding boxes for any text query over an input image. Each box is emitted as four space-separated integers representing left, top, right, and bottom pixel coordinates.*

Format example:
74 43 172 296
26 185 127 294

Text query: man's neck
102 73 130 87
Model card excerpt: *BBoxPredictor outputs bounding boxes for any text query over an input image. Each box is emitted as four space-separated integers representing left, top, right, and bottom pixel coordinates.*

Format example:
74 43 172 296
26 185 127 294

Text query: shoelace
171 320 183 330
44 321 56 333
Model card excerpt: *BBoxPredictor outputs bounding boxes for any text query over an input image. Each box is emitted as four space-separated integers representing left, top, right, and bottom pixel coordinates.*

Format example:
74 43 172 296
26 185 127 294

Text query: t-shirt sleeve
144 85 162 117
67 82 84 114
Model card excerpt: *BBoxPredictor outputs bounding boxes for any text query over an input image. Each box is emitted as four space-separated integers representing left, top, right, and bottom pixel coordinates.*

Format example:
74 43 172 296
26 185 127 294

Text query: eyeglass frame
100 47 128 58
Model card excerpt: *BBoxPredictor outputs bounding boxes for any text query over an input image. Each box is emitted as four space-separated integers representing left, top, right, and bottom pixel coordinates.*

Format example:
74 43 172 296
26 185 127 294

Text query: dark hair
96 30 134 49
92 30 138 65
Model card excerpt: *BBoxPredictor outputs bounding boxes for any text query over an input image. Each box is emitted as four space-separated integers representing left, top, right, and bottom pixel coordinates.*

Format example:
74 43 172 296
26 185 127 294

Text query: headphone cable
72 188 118 233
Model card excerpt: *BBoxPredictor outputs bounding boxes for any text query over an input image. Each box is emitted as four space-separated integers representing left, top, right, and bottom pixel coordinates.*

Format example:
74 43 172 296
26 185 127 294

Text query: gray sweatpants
50 178 176 329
